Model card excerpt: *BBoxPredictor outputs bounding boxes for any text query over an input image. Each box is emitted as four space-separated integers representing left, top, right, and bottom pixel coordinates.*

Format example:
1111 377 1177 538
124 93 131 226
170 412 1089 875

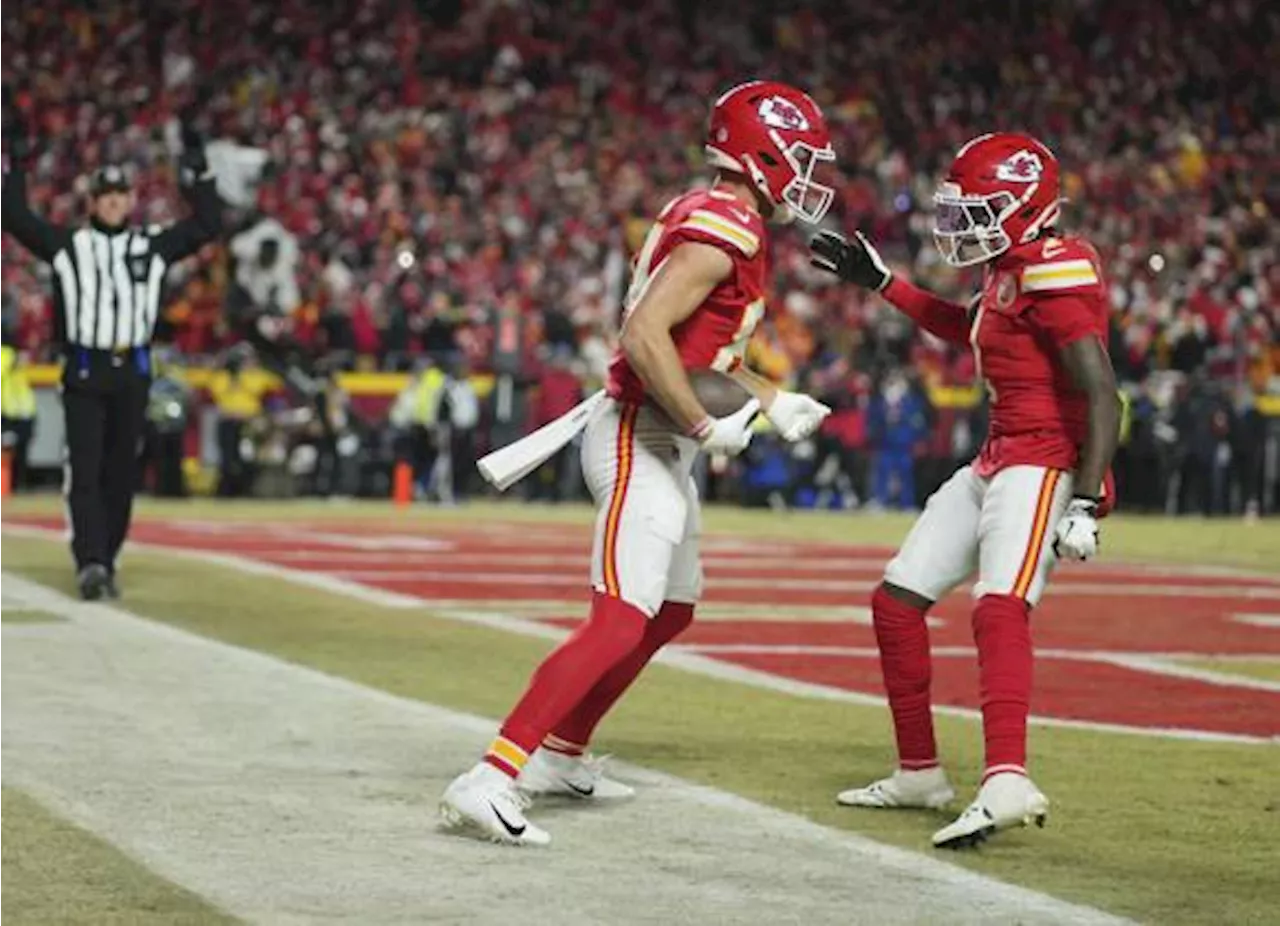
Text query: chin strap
738 153 785 220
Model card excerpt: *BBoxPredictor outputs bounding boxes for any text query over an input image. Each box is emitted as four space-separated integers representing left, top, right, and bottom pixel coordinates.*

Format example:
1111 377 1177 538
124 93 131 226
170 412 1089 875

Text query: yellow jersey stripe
1023 259 1098 288
681 210 759 255
680 218 755 255
691 209 758 242
1023 258 1094 276
1022 273 1099 292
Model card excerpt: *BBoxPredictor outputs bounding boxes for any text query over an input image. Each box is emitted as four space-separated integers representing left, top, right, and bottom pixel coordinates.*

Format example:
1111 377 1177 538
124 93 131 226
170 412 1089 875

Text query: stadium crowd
2 0 1277 513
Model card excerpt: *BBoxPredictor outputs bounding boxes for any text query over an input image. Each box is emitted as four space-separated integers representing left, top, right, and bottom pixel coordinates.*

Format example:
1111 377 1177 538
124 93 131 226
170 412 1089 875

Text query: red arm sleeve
881 278 971 345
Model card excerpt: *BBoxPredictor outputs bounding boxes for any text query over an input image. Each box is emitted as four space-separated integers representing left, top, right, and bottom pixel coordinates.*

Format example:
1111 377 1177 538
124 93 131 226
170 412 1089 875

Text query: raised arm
2 149 70 263
810 230 971 344
152 144 222 263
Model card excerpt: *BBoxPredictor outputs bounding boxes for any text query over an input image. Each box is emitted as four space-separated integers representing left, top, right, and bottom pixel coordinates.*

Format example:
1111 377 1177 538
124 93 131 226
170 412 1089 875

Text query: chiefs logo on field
758 96 810 132
994 150 1044 183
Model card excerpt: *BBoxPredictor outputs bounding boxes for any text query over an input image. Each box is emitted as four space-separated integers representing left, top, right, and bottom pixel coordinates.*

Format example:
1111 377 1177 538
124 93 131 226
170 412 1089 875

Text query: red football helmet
704 80 835 225
933 132 1062 267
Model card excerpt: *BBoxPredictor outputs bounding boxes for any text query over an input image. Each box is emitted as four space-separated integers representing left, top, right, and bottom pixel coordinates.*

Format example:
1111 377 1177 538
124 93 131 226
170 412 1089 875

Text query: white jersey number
712 299 765 372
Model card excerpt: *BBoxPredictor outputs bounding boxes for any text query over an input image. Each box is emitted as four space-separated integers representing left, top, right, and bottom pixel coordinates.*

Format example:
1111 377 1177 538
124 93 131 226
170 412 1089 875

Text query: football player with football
810 133 1121 848
441 81 835 845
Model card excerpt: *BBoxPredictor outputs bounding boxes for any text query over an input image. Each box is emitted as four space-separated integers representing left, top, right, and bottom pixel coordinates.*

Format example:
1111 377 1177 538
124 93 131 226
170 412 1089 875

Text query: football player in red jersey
811 133 1121 848
441 81 835 845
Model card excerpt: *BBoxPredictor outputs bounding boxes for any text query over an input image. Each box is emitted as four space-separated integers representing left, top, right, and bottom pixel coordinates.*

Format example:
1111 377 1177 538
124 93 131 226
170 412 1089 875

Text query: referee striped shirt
2 165 221 351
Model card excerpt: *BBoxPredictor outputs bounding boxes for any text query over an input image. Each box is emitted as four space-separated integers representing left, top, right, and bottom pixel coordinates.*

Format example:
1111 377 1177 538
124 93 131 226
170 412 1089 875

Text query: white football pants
581 399 703 616
885 464 1073 606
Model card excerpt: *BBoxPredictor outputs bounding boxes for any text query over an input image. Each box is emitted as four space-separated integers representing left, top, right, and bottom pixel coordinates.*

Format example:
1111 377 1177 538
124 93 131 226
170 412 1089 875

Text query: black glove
809 229 892 291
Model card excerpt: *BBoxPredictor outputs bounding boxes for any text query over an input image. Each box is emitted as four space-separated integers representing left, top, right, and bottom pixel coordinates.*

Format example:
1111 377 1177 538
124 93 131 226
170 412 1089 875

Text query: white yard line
2 573 1127 926
1101 654 1280 693
4 523 1273 746
683 645 1280 695
1231 613 1280 628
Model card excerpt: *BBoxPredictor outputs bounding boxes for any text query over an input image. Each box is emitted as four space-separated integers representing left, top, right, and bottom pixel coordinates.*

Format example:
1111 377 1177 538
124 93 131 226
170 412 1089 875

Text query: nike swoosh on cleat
564 780 595 797
488 801 526 837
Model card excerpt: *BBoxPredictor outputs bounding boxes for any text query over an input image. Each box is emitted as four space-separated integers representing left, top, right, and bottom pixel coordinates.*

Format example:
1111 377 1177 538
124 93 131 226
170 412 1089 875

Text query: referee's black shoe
77 564 112 601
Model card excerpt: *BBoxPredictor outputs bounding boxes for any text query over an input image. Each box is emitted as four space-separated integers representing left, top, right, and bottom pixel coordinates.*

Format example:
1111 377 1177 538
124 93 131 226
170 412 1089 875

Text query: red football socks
484 592 648 777
549 600 696 749
972 593 1033 779
871 585 938 769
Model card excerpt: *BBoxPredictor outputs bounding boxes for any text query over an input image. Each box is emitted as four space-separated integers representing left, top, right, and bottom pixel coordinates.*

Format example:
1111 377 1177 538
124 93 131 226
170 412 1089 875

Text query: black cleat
938 828 992 850
77 564 112 601
104 572 121 599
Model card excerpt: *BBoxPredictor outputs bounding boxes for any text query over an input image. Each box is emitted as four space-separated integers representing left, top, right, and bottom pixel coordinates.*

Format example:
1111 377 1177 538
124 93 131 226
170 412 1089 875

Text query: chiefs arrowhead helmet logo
758 96 810 132
995 150 1044 183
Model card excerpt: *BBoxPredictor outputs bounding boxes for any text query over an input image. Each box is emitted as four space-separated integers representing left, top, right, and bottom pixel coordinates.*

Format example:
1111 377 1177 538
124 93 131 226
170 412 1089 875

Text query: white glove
1053 497 1099 561
766 390 832 442
690 399 760 456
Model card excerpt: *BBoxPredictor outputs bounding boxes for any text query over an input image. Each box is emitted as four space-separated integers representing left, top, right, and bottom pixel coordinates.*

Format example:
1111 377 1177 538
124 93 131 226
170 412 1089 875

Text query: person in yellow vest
208 346 269 497
1 341 37 492
144 347 193 498
388 360 446 498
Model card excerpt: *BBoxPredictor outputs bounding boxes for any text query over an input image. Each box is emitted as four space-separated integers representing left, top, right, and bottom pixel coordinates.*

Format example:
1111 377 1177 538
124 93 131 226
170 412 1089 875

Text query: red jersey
607 188 768 403
884 235 1109 478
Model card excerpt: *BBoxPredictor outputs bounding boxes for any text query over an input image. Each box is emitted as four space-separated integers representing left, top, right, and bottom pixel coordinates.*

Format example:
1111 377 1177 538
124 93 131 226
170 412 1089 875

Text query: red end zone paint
717 652 1280 738
7 514 1277 739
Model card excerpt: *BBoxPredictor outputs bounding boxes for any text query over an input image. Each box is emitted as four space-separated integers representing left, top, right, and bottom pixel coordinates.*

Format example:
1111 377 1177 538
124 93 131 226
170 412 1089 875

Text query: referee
2 116 221 600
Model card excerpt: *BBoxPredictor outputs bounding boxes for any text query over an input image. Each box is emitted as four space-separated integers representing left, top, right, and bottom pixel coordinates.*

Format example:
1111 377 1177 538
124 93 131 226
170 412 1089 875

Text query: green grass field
1 789 232 926
3 496 1279 925
1 607 64 624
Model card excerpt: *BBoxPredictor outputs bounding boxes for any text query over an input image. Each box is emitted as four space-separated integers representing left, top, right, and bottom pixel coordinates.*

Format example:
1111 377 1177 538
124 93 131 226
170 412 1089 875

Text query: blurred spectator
437 357 481 503
1173 375 1237 516
208 347 266 497
1 341 36 491
2 0 1277 512
312 372 363 498
204 138 270 209
388 361 446 496
229 216 300 323
144 350 193 497
866 371 929 509
528 348 583 502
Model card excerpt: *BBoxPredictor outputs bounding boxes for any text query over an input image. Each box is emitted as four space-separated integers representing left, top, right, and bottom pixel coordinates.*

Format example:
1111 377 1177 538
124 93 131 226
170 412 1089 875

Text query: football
688 368 753 418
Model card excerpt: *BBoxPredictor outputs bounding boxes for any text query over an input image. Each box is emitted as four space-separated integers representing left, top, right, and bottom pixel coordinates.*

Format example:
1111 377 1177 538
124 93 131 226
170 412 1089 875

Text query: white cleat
518 749 636 801
837 766 956 809
932 772 1049 850
440 763 551 846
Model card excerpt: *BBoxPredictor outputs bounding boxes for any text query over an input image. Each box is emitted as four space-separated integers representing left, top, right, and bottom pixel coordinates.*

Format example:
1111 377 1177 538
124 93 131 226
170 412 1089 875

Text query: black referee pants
62 354 150 572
